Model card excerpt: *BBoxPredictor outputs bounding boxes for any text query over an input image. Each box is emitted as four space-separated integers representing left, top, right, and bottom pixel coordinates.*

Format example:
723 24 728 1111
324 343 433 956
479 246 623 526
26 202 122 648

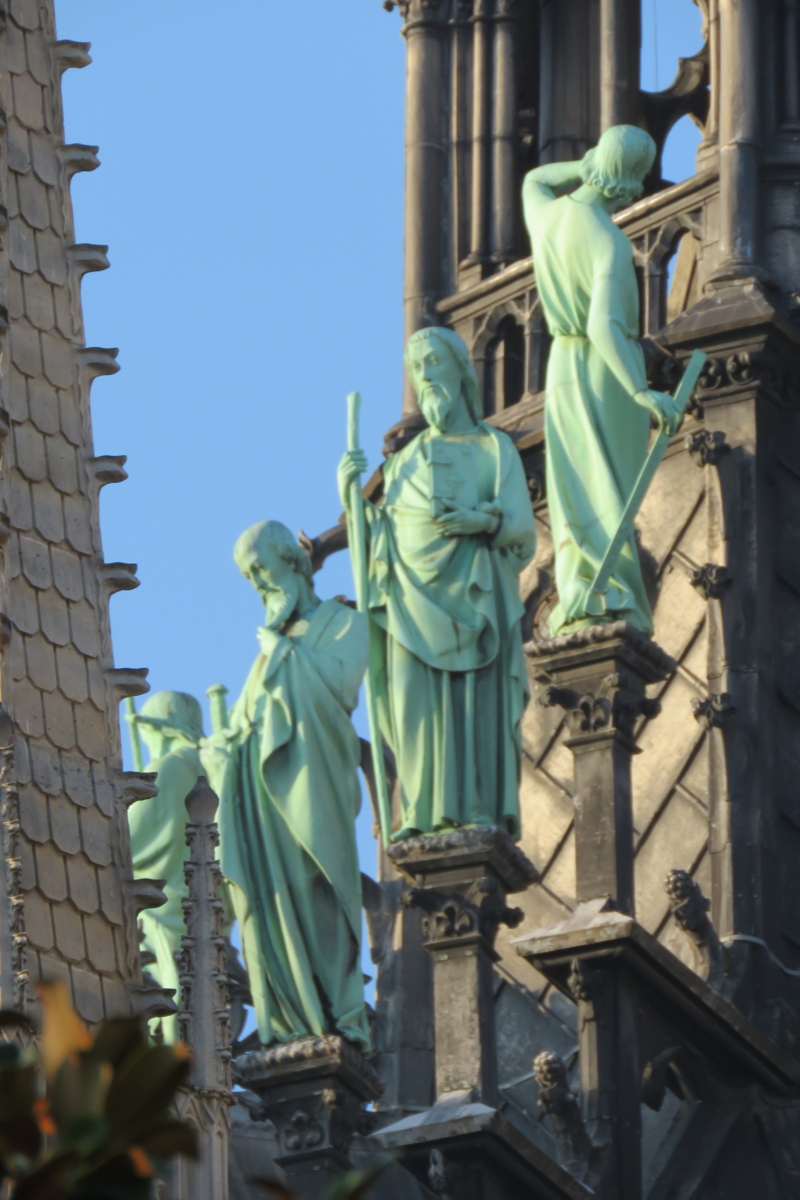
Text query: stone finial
174 776 231 1200
178 776 231 1091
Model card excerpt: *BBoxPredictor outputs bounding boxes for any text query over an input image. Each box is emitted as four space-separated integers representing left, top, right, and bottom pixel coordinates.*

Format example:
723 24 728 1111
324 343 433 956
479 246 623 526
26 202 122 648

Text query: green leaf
0 1065 38 1122
10 1150 77 1200
249 1179 304 1200
50 1058 112 1128
0 1115 43 1159
88 1021 145 1070
104 1046 190 1134
135 1120 197 1160
325 1166 387 1200
62 1115 110 1157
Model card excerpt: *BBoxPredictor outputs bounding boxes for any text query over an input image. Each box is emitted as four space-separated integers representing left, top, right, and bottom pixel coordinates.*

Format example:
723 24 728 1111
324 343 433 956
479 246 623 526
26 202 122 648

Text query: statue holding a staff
126 691 206 1042
200 520 370 1050
338 327 536 842
521 125 706 638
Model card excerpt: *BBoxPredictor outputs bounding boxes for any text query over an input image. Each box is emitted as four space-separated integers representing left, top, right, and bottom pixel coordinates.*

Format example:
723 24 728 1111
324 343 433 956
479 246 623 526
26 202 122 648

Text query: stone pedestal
234 1037 383 1200
387 827 538 1106
373 830 590 1198
524 624 675 1200
527 621 675 914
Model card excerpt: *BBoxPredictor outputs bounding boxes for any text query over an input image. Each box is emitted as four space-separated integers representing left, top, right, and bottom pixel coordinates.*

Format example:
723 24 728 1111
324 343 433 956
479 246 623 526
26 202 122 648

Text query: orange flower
127 1146 153 1177
33 1099 56 1137
37 982 91 1079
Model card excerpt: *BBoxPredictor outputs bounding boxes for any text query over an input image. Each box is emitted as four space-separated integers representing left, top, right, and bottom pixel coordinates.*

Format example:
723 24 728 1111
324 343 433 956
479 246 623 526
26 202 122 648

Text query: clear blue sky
55 0 703 895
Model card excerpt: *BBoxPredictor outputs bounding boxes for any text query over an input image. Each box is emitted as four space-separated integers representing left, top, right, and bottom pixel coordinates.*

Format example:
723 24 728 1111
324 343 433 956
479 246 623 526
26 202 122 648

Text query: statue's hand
633 388 683 437
257 625 283 656
199 730 233 771
337 449 368 509
435 504 499 537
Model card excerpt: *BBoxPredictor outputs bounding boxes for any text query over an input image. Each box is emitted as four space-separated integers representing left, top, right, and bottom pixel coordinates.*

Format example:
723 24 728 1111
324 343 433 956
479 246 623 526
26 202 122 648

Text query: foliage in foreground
259 1165 385 1200
0 982 196 1200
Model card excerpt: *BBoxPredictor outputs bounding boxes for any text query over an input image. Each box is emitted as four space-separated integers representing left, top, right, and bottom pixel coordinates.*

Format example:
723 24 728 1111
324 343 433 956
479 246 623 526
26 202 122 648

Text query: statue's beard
419 384 454 430
263 580 299 630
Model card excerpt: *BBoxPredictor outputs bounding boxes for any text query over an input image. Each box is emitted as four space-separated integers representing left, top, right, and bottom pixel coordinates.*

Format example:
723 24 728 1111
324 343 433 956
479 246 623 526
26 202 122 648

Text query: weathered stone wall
0 0 145 1021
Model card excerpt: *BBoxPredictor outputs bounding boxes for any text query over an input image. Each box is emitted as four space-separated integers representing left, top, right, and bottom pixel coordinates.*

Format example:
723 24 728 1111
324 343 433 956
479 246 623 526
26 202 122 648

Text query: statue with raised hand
338 327 536 843
523 125 682 636
127 691 205 1042
199 521 370 1050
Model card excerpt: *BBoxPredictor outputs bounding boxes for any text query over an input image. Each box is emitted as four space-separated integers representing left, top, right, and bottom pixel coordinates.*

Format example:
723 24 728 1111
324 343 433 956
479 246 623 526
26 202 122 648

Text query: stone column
386 828 539 1104
710 0 763 282
525 624 673 1200
174 777 231 1200
784 0 800 123
403 0 449 412
490 0 518 266
460 0 493 287
527 623 674 915
599 0 640 132
449 0 473 290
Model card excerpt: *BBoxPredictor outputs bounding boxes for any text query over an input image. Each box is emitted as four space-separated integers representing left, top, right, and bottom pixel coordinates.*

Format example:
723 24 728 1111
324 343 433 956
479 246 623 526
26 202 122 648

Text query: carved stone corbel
533 1051 592 1179
685 428 730 466
691 692 736 730
402 874 524 947
105 666 149 705
688 562 731 600
98 562 140 596
664 868 727 990
540 670 660 744
53 40 92 77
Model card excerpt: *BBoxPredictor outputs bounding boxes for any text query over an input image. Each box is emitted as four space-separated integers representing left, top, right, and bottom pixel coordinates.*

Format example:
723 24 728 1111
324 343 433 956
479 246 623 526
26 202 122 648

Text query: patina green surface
523 125 682 636
339 327 536 842
128 690 205 1043
200 521 369 1050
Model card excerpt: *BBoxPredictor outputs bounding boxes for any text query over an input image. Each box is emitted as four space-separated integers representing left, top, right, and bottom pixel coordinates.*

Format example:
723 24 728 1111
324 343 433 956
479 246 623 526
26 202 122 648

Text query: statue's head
136 690 204 759
580 125 656 210
234 520 315 629
405 326 481 431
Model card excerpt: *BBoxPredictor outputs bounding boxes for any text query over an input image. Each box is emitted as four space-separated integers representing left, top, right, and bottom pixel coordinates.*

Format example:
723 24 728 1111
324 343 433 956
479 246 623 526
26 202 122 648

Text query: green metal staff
123 696 144 773
346 391 392 844
206 684 229 734
586 349 707 606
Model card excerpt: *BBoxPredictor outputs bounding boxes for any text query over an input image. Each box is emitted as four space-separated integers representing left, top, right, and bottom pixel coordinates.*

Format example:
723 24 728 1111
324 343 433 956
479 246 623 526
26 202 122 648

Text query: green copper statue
338 327 536 842
200 521 370 1050
523 125 683 636
127 690 205 1042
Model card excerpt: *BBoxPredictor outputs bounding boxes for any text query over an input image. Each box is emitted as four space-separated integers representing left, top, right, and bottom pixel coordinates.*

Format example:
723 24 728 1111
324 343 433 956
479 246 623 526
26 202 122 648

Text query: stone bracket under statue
514 904 800 1101
527 621 675 915
372 829 589 1199
234 1036 383 1200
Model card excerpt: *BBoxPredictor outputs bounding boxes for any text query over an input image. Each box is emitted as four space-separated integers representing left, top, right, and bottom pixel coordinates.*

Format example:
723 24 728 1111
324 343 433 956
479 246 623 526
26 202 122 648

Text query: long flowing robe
523 183 654 635
364 421 536 837
129 745 201 1042
200 599 370 1050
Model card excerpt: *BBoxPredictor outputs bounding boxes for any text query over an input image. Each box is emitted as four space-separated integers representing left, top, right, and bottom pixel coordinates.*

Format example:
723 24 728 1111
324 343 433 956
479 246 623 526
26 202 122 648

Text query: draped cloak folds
363 421 536 837
129 745 202 1042
200 599 370 1050
523 182 654 635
